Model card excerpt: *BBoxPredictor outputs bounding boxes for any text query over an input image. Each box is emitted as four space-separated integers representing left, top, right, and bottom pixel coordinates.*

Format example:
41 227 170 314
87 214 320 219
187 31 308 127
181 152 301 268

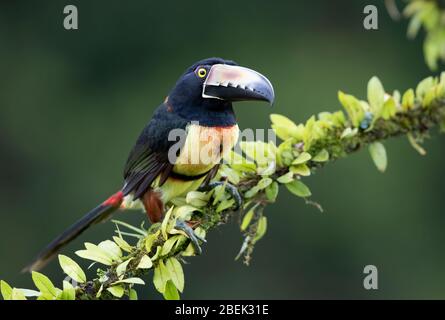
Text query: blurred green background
1 0 444 299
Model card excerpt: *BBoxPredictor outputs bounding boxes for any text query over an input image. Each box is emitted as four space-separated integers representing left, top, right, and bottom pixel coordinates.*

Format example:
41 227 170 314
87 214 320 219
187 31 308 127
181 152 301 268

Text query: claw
174 220 206 255
200 181 243 211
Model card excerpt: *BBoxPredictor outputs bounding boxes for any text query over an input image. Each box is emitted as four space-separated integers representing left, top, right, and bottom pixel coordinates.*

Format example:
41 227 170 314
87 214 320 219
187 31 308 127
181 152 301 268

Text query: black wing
122 103 188 199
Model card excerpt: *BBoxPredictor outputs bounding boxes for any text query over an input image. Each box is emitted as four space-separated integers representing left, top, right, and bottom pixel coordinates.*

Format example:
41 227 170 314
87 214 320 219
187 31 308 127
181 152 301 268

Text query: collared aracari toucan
26 58 274 271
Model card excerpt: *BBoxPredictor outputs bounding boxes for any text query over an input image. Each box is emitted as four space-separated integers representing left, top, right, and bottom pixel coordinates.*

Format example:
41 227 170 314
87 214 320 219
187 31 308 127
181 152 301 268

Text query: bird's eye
197 68 207 78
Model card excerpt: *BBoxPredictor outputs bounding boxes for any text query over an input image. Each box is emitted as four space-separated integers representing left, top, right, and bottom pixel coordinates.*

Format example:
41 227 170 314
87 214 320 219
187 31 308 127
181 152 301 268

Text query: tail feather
24 191 123 272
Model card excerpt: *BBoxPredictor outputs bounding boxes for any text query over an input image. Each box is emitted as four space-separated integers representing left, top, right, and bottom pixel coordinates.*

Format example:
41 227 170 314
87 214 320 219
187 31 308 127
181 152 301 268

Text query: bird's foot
200 181 243 211
174 219 206 255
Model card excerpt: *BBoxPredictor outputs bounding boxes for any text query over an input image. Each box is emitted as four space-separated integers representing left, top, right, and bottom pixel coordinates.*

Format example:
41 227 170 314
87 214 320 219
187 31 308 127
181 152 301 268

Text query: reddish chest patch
173 124 239 175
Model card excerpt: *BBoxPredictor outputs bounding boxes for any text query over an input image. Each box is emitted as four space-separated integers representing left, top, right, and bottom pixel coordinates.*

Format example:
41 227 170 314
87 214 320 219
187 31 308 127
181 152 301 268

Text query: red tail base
102 191 124 207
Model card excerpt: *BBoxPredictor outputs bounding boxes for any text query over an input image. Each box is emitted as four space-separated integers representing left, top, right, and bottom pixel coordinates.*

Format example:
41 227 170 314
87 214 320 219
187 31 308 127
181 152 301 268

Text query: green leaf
270 114 298 129
402 89 415 110
58 255 86 283
165 257 185 293
31 271 57 298
244 186 260 198
254 216 267 243
257 161 276 176
436 81 445 99
216 198 235 213
224 151 256 172
256 177 273 190
112 277 145 285
265 181 279 202
219 166 241 184
96 285 104 298
181 242 196 257
369 142 387 172
161 235 180 256
107 285 124 298
338 91 366 127
331 110 347 127
186 191 209 207
422 86 436 108
312 149 329 162
276 138 295 167
381 97 397 120
37 292 56 300
1 280 13 300
113 236 133 253
241 209 255 231
194 227 206 240
290 164 311 177
174 205 198 221
11 288 27 300
0 281 13 300
153 260 171 293
393 90 401 105
129 289 138 300
116 259 132 277
340 127 358 139
292 152 312 165
367 76 385 112
60 281 76 300
162 280 180 300
239 141 271 165
145 231 160 252
174 235 188 251
270 114 299 140
18 288 41 297
98 240 123 261
416 76 435 99
75 247 113 266
271 125 293 141
137 255 153 269
277 171 294 184
212 184 227 205
285 180 312 198
161 206 175 240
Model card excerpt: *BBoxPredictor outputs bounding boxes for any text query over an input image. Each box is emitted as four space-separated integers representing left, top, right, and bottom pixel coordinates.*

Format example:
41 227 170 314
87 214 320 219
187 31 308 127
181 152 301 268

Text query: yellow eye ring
197 68 207 78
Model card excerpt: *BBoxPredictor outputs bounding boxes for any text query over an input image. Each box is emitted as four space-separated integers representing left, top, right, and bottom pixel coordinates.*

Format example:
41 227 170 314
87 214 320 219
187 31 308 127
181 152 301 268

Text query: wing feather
122 103 188 199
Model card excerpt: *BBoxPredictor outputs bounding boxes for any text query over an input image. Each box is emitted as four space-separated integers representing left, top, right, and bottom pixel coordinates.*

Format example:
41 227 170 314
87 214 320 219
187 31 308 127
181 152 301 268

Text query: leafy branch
403 0 445 70
2 0 445 301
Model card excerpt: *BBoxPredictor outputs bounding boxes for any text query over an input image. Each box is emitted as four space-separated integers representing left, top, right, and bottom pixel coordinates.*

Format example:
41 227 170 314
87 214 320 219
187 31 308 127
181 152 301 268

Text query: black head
168 57 274 126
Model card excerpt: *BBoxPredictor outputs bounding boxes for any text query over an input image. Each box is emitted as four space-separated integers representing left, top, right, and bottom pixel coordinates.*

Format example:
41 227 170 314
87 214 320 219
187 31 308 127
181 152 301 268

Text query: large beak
202 64 275 105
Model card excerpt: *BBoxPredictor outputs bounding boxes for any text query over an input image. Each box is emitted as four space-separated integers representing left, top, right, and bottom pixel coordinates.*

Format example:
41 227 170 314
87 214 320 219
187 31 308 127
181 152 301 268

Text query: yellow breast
173 124 239 176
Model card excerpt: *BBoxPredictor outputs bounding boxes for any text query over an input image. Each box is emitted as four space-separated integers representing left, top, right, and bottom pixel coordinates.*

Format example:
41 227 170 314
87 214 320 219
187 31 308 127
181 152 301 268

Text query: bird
25 57 274 271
